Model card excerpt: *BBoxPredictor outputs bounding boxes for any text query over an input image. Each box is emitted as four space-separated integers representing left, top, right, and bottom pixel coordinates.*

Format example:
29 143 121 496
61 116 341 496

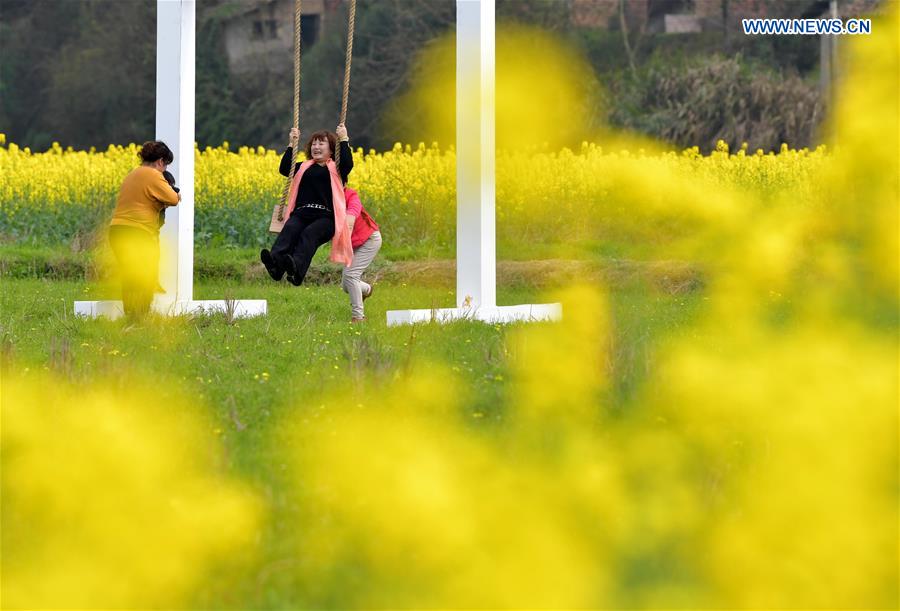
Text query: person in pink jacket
343 187 382 322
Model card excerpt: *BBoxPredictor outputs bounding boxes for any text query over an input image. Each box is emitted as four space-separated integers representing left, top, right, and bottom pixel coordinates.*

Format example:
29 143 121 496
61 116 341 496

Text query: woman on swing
260 123 354 285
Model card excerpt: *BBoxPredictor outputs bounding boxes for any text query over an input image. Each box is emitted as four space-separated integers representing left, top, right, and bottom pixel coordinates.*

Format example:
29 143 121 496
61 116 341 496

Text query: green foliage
610 55 824 152
195 17 243 148
45 1 156 148
2 0 827 153
0 0 84 150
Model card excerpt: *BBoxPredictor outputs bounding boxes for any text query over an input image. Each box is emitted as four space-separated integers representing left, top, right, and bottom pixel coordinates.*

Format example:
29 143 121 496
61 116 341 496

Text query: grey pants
342 231 382 318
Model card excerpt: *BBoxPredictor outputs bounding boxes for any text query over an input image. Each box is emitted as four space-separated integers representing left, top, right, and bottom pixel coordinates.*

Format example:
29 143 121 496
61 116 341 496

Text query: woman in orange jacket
108 141 180 318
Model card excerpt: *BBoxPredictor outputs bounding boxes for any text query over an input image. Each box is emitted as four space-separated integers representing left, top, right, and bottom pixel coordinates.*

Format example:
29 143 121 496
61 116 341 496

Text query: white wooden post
75 0 266 320
456 0 496 310
155 0 195 304
386 0 561 325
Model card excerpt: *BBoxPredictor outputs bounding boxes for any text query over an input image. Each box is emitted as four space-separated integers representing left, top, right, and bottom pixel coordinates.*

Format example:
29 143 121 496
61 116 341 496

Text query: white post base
74 299 267 320
386 303 562 326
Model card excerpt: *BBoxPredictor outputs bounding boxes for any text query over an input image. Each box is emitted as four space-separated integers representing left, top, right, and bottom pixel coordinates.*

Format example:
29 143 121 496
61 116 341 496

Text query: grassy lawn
1 274 703 607
0 235 683 283
2 276 704 412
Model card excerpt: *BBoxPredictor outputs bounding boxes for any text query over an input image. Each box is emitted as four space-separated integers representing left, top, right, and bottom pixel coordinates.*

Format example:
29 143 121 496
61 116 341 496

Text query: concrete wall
223 0 326 74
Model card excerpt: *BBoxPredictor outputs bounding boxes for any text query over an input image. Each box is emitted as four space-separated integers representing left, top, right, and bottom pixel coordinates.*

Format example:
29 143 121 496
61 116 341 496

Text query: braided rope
335 0 356 170
277 0 303 222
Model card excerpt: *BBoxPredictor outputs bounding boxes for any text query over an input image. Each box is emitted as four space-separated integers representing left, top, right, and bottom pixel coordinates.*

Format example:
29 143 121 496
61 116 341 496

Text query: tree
43 1 156 149
0 0 83 149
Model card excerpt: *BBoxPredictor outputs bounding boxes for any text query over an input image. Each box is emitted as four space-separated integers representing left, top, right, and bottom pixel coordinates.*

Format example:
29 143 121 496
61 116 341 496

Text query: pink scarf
284 159 354 267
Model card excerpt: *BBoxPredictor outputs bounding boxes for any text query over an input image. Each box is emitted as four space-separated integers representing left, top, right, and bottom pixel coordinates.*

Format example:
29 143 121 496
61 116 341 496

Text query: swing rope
276 0 303 222
335 0 356 170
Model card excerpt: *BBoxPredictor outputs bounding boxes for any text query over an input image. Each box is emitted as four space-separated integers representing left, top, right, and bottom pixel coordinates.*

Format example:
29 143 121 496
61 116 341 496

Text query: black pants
270 210 335 285
109 225 159 318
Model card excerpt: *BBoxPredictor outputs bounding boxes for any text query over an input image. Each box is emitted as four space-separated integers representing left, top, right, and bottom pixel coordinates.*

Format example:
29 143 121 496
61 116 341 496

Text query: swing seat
270 204 287 233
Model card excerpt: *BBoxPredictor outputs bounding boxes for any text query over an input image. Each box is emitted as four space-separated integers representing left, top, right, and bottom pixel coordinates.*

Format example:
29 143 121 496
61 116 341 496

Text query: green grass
1 276 704 608
0 236 680 283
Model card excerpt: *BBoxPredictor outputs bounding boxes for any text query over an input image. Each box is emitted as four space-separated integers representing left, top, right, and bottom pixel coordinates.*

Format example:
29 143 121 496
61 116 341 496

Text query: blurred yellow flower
1 373 262 608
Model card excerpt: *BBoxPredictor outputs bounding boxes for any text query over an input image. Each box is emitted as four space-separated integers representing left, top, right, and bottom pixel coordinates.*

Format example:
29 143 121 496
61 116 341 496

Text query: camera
162 170 180 193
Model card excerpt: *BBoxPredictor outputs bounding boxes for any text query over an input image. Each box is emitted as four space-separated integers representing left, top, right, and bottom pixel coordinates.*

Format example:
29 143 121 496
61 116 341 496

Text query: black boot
260 249 284 281
277 254 301 286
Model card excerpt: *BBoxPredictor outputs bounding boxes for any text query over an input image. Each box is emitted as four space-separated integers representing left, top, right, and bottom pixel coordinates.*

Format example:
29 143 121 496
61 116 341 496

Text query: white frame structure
386 0 561 325
75 0 560 325
75 0 266 320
